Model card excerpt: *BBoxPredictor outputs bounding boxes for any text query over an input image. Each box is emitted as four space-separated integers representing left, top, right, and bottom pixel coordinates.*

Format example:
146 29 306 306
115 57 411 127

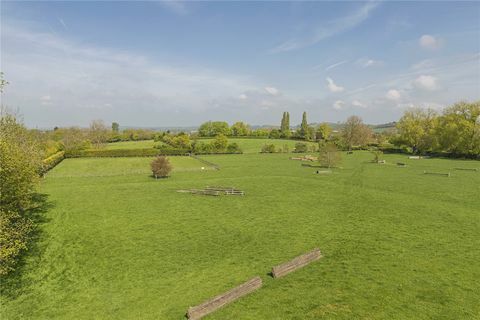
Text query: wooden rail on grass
315 170 332 174
423 171 450 177
190 154 220 170
272 248 322 278
177 189 221 196
205 186 245 196
454 168 478 171
187 277 262 320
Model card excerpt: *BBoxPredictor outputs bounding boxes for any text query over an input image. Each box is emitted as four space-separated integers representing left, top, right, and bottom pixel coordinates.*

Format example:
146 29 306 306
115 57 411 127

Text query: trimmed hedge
41 151 65 174
66 148 160 158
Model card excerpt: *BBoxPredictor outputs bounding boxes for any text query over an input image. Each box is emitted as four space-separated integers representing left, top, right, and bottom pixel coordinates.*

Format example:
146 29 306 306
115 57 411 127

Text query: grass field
104 140 156 149
198 138 317 153
1 151 479 319
102 138 315 154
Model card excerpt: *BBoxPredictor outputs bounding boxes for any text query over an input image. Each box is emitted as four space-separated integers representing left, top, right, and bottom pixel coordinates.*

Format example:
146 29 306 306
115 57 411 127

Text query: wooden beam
272 248 322 278
187 277 262 320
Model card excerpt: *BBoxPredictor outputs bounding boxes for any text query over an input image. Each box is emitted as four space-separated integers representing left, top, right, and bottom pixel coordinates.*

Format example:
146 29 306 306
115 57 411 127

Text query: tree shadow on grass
0 193 55 300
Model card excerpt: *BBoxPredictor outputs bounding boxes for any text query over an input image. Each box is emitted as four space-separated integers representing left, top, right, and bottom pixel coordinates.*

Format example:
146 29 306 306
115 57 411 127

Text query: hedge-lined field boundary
41 151 65 174
64 148 242 158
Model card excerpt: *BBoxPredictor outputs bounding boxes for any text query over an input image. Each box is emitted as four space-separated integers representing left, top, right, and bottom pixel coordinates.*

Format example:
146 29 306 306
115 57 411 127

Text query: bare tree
89 120 108 149
151 156 172 179
341 116 373 150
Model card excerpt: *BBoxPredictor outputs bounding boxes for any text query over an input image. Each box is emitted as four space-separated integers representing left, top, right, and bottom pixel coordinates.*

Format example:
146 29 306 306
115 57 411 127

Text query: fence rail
187 277 262 320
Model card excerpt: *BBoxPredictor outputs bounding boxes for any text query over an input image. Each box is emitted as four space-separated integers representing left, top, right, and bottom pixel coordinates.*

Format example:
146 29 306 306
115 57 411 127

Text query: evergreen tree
280 112 291 138
299 111 308 139
280 112 286 132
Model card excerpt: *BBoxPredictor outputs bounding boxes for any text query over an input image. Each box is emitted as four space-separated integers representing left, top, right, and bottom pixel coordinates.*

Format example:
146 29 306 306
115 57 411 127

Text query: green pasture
103 140 156 149
1 151 479 319
197 138 317 153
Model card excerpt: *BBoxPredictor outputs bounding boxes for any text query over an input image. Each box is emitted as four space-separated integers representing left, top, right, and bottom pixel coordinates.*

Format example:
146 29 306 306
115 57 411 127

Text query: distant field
47 156 214 178
102 138 317 154
104 140 156 149
198 138 317 153
2 152 479 319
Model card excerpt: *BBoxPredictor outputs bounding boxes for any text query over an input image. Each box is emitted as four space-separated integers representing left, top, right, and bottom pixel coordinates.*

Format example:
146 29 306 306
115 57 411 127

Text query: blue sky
1 1 479 128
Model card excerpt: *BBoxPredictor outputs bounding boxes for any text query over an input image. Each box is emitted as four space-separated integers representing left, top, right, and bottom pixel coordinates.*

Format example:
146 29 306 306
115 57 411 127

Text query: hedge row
41 151 65 174
65 147 245 158
65 148 161 158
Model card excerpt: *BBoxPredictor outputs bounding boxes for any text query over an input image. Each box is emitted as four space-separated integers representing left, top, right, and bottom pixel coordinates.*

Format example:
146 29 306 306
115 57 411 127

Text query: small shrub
294 142 308 153
319 143 342 168
370 149 384 163
261 144 276 153
151 156 172 179
212 134 228 152
226 142 242 153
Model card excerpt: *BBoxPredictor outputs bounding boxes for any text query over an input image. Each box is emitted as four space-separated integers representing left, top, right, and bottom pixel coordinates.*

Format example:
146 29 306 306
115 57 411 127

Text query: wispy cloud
356 57 384 68
270 1 380 53
326 77 345 93
1 21 260 126
157 0 189 16
264 86 280 96
419 34 443 50
58 18 68 30
325 60 349 71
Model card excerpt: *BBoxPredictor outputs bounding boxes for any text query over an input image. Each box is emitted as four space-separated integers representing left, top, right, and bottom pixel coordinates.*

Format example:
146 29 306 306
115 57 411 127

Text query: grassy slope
1 152 479 319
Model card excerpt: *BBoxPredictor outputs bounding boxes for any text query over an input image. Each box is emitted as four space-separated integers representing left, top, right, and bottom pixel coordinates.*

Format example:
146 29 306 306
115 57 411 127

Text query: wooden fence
272 248 323 278
423 171 450 177
454 167 478 171
177 189 221 196
177 187 245 196
187 276 262 320
205 186 245 196
190 154 220 170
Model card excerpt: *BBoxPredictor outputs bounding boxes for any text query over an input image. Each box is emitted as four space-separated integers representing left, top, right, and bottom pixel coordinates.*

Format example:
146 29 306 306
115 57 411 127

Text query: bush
370 149 383 163
261 144 276 153
212 134 228 152
319 143 342 168
41 151 65 174
293 142 308 153
226 142 242 153
151 156 172 178
192 139 243 155
0 209 34 276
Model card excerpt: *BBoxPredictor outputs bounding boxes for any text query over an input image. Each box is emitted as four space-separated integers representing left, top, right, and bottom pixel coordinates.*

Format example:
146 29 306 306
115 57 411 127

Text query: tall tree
435 101 480 156
317 123 333 140
0 72 8 93
111 122 119 132
231 122 250 136
299 111 308 139
89 120 109 149
280 112 286 132
341 116 373 150
396 108 437 154
198 121 230 137
280 112 290 138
